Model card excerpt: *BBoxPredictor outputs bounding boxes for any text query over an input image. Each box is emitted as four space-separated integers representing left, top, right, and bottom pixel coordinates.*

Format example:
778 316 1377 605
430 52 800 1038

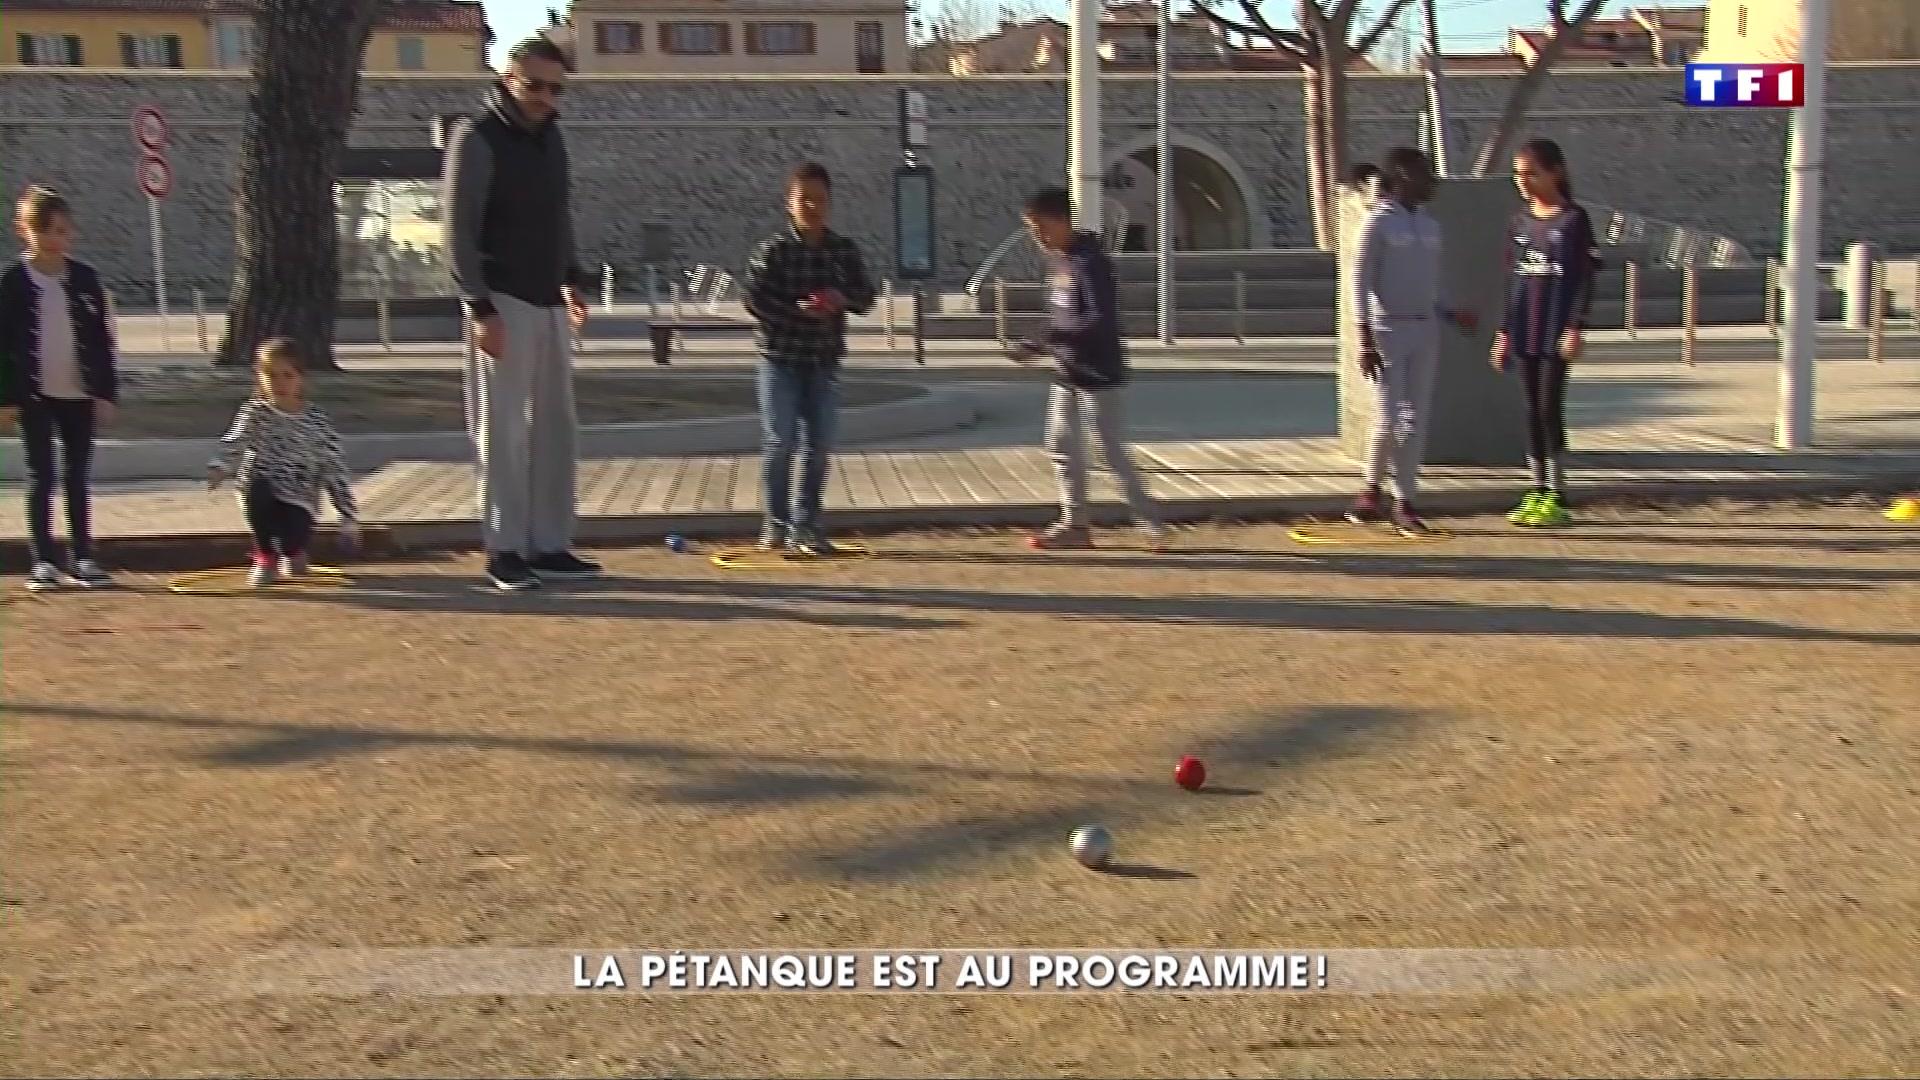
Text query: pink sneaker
1027 523 1093 550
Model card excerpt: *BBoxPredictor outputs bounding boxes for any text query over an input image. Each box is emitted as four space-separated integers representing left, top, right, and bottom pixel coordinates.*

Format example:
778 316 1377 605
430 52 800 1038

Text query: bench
649 319 752 365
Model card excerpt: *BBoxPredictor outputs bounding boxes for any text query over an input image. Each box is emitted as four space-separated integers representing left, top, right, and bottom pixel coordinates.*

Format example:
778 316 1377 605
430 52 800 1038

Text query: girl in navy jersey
1492 138 1598 528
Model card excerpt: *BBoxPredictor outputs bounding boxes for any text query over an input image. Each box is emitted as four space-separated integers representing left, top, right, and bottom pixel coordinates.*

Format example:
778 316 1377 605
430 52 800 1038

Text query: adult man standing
443 37 596 591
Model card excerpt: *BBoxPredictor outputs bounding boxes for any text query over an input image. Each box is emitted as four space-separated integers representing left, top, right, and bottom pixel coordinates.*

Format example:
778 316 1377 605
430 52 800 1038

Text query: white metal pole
1067 0 1102 234
1155 0 1173 344
1421 0 1451 177
1776 0 1828 450
148 195 170 352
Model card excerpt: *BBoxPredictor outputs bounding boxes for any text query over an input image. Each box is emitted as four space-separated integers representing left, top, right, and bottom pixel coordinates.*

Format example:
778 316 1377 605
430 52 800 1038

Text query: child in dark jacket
1013 187 1165 551
0 185 119 591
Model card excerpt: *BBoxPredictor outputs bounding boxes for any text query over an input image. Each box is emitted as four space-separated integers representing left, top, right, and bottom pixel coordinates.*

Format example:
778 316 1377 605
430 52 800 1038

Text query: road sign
137 153 173 200
898 89 928 152
132 105 169 150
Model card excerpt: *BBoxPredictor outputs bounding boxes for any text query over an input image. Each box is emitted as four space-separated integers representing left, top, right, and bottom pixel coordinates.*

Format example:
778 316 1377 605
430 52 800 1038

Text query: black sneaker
756 521 788 552
487 552 541 591
528 550 602 579
792 529 838 557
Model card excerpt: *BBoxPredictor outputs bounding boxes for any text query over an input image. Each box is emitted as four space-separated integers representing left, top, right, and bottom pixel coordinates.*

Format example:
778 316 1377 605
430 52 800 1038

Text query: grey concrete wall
3 65 1918 302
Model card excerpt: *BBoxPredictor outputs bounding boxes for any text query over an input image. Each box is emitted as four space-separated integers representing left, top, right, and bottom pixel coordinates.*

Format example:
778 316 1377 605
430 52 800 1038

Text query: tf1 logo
1684 63 1806 107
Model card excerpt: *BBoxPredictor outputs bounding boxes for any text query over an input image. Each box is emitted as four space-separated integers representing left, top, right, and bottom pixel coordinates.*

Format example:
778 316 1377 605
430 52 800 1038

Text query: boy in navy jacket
1013 187 1165 551
0 186 118 590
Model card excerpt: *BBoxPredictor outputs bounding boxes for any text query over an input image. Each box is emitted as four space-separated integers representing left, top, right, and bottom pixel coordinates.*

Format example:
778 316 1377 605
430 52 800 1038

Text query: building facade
1447 7 1705 71
919 3 1348 76
1699 0 1919 61
5 0 490 73
567 0 908 74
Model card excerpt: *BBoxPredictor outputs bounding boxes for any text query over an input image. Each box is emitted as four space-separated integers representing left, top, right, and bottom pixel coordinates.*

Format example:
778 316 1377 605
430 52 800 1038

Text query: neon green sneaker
1508 490 1546 525
1527 491 1572 527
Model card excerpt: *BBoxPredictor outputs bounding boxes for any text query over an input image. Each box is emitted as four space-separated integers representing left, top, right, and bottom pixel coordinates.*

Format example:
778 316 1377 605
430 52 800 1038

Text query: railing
1589 205 1758 268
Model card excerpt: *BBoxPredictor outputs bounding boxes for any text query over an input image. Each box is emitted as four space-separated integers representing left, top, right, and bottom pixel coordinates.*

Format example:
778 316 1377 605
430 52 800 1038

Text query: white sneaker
65 559 112 588
247 561 279 588
24 561 62 592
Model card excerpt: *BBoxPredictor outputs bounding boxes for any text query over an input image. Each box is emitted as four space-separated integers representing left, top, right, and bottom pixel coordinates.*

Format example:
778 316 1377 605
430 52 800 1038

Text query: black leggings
243 478 314 558
19 396 96 564
1519 354 1569 461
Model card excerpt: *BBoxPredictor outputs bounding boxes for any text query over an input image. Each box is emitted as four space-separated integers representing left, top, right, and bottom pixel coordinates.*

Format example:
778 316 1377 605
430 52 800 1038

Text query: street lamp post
1067 0 1102 233
1776 0 1829 449
1155 0 1173 344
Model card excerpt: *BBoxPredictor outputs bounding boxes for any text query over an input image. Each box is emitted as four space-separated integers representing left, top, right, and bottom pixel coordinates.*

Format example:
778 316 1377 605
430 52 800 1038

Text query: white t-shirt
23 258 86 400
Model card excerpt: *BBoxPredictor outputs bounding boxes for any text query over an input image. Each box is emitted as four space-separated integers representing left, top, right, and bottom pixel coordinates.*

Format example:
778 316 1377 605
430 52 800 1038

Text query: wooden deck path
6 427 1912 550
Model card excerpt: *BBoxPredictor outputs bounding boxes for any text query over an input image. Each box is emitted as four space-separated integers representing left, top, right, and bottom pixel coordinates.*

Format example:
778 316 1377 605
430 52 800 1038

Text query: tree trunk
219 0 380 367
1318 40 1354 249
1301 69 1331 249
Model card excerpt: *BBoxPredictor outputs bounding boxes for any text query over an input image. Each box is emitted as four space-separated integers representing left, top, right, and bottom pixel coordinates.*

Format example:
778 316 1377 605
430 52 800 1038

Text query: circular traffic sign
132 105 169 150
137 153 172 200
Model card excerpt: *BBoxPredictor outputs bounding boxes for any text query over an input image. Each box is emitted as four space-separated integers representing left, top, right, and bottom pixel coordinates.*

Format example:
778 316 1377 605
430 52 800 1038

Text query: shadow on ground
6 699 1423 882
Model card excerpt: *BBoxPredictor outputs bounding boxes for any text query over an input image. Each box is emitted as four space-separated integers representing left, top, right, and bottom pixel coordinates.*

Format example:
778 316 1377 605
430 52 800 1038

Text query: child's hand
1359 343 1383 380
0 406 16 434
1007 338 1044 363
206 463 227 490
1489 332 1509 372
1559 327 1584 361
92 399 116 426
339 521 362 552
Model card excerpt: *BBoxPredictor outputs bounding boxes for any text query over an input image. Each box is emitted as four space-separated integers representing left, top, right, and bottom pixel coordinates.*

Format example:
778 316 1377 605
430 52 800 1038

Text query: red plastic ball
1174 756 1206 791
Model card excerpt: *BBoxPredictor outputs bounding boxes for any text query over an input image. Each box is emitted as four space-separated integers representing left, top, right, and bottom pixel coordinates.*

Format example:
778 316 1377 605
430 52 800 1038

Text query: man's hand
0 406 16 434
801 290 843 319
472 313 506 358
1359 342 1383 381
1489 332 1509 372
206 463 227 491
92 398 116 426
1559 326 1584 361
564 288 589 333
338 521 363 552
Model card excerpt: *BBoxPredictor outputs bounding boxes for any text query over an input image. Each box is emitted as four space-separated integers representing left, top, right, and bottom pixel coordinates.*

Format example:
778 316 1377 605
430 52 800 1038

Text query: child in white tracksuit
1345 147 1477 536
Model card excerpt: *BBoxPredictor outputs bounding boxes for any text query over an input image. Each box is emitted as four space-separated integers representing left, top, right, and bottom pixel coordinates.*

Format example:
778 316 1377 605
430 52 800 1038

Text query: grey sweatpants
465 292 577 556
1363 319 1441 502
1044 383 1161 528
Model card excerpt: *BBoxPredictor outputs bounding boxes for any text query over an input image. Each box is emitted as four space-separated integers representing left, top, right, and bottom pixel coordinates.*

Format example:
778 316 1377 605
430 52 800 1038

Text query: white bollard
601 263 614 310
1844 241 1877 329
1623 262 1638 338
1233 271 1246 344
1681 260 1698 366
993 278 1008 347
883 279 896 350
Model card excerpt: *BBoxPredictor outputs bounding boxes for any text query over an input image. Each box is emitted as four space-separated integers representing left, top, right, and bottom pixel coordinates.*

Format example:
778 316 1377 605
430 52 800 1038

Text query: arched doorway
1100 140 1258 252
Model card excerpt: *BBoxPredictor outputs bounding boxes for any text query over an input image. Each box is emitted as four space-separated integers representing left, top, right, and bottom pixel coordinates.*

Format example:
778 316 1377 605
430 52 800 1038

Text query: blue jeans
758 359 839 532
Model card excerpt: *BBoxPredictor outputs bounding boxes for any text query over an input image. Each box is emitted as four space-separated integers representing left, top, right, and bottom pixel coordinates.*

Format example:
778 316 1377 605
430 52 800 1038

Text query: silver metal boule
1069 825 1113 869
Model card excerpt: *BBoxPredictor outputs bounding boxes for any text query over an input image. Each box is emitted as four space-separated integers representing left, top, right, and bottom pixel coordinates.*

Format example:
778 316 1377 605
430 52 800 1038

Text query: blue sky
480 1 1634 67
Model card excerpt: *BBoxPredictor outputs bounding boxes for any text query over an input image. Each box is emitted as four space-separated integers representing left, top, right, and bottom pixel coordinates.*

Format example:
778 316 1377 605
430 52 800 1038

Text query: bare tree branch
1189 0 1312 59
1470 0 1609 175
1354 0 1421 57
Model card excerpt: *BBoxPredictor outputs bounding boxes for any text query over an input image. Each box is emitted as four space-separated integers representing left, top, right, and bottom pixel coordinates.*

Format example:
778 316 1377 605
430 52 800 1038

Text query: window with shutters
660 21 729 54
594 21 644 53
745 21 815 56
120 34 182 68
855 21 885 72
396 35 425 70
18 33 83 66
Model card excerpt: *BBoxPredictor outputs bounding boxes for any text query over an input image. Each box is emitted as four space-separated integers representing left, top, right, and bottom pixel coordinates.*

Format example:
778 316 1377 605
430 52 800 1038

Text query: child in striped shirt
207 337 360 585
